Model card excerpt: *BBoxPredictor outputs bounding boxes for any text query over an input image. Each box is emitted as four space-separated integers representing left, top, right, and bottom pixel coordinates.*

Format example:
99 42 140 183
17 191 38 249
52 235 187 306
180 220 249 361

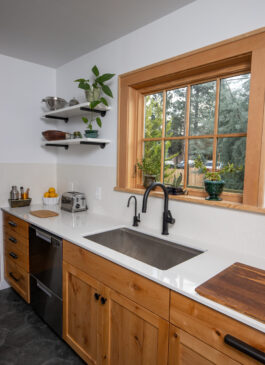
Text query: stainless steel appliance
61 191 87 212
29 225 62 337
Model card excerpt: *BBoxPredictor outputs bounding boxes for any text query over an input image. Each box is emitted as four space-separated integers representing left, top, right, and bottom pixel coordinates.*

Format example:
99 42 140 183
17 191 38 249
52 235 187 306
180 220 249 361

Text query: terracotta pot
204 180 225 201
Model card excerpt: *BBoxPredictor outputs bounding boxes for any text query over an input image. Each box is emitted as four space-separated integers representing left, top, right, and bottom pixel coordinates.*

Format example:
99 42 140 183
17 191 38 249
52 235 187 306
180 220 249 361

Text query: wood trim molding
117 27 265 208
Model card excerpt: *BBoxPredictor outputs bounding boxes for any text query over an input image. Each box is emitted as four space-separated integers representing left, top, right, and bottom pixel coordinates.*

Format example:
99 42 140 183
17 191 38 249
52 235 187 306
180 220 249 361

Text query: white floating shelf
42 102 110 122
43 137 111 150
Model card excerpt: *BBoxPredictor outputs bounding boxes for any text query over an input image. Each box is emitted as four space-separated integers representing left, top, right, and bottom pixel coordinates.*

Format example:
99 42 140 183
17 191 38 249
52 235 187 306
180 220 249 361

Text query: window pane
164 140 185 185
217 137 246 192
189 81 216 136
188 138 213 188
143 141 161 180
144 93 163 138
218 74 250 134
165 87 187 137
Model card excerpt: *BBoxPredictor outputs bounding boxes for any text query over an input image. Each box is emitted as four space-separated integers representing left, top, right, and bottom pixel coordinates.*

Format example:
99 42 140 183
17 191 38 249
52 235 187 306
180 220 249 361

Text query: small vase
85 87 101 102
84 130 99 138
204 180 225 201
143 175 156 188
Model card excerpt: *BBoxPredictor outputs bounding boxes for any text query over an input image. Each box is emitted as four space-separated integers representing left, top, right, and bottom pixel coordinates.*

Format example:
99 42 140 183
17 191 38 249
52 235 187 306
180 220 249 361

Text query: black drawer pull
9 272 19 282
224 335 265 364
8 220 17 227
94 293 101 301
9 252 18 259
9 236 17 243
100 297 107 305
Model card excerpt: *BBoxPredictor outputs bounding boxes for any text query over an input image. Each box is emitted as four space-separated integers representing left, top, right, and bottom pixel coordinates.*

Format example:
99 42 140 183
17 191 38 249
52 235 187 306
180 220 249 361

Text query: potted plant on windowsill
194 156 243 201
165 173 185 195
136 157 160 188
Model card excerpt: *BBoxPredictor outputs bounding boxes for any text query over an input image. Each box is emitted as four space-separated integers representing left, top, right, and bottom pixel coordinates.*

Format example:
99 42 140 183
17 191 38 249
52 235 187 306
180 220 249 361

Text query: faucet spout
142 182 175 235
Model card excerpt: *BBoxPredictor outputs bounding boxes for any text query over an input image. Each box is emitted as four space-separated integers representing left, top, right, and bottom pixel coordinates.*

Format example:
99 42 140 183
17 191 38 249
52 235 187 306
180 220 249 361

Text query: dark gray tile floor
0 288 85 365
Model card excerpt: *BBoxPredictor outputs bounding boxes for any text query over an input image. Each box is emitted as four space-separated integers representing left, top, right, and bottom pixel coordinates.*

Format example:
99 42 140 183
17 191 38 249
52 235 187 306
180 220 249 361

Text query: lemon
48 187 56 193
44 192 50 198
49 192 56 198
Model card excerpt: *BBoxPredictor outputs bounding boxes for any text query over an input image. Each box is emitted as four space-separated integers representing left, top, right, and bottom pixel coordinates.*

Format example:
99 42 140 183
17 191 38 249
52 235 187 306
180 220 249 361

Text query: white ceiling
0 0 195 68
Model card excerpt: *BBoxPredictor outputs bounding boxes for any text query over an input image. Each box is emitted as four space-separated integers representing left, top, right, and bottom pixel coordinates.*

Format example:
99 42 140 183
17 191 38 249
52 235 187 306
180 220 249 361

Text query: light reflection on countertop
1 204 265 334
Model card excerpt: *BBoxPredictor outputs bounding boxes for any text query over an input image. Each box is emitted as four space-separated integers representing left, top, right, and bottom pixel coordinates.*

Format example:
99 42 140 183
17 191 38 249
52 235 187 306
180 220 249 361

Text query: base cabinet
168 325 240 365
63 261 169 365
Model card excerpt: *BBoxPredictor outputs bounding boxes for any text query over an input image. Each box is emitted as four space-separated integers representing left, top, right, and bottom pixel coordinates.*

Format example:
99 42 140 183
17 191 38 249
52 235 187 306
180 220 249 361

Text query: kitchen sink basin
84 228 203 270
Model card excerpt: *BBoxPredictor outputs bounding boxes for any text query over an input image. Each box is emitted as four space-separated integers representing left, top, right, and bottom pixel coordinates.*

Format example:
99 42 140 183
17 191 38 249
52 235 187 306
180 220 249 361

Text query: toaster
61 192 88 213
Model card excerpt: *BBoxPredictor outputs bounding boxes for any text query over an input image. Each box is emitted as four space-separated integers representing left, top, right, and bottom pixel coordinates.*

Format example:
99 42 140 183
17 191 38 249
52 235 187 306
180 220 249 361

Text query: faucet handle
167 210 175 224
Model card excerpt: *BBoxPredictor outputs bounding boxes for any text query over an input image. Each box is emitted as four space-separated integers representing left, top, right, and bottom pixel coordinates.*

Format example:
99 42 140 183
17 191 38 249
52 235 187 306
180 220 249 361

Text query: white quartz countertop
2 204 265 333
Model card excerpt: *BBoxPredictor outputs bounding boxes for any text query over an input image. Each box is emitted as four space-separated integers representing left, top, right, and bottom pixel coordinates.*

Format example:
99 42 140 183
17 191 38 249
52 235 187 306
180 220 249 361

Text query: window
143 74 250 195
116 28 265 210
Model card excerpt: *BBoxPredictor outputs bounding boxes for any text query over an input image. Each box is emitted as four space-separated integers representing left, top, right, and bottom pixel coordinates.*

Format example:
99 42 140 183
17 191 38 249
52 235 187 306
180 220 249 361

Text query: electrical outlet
96 187 102 200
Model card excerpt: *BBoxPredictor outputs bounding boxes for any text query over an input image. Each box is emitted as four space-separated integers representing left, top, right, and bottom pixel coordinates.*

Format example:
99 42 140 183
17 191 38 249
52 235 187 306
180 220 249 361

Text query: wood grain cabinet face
168 325 240 365
105 288 169 365
63 261 108 365
63 260 169 365
3 212 30 303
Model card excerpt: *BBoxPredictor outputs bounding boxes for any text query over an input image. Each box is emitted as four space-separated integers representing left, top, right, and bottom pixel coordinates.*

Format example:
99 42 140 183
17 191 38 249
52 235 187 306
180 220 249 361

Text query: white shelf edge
42 137 111 147
42 101 111 119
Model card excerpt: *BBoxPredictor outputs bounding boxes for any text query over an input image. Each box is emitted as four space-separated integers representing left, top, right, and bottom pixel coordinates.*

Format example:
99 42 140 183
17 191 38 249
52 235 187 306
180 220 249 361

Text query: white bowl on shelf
43 196 60 206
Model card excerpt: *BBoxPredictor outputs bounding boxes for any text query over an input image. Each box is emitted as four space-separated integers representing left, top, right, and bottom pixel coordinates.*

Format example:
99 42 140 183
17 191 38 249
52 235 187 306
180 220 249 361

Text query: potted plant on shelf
74 65 115 104
194 156 243 201
136 157 160 188
82 116 101 138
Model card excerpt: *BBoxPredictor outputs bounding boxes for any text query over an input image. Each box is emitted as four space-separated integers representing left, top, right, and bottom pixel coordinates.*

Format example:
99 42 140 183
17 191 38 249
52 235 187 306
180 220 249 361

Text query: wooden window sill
114 186 265 215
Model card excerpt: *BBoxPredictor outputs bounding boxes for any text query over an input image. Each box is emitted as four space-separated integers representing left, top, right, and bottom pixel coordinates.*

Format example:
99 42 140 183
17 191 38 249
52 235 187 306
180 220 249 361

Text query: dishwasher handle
35 229 52 244
224 334 265 364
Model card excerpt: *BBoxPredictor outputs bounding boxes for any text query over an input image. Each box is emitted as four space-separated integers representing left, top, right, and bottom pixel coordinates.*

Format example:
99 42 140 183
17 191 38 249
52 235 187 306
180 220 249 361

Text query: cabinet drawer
5 240 29 272
4 226 29 252
170 291 265 364
3 212 29 239
5 257 30 303
63 240 170 320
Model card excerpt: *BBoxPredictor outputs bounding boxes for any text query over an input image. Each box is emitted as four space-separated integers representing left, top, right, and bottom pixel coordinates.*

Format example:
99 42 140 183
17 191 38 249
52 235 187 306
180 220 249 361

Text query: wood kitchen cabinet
3 212 30 303
168 325 239 365
170 291 265 365
63 240 169 365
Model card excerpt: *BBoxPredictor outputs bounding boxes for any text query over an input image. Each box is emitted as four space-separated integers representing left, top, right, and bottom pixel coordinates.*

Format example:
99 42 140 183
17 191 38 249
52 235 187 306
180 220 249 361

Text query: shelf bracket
80 141 106 149
80 107 107 117
45 143 69 150
45 115 69 123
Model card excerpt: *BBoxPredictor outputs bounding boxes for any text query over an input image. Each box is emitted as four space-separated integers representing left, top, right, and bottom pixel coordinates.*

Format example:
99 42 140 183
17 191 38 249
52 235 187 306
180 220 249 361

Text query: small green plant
194 155 243 181
136 157 160 178
82 116 101 131
75 65 115 109
172 173 182 188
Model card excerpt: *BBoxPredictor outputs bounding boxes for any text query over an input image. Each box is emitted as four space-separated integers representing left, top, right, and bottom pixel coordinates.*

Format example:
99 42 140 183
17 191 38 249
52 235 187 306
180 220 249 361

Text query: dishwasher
29 225 62 337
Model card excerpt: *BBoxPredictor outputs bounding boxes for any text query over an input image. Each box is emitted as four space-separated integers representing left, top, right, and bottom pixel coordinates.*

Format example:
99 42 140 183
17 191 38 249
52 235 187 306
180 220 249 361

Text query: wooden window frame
115 27 265 212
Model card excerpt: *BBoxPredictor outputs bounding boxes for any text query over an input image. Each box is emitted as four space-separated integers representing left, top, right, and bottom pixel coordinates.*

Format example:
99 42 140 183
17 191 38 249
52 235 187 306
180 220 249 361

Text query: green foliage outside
142 73 250 192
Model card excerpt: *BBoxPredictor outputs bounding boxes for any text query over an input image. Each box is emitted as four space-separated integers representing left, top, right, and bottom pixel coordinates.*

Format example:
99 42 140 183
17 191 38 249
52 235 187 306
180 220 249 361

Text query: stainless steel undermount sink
84 228 203 270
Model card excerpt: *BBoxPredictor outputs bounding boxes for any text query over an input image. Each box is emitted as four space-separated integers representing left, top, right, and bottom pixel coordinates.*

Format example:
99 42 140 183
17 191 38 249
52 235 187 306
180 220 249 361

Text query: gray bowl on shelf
42 96 67 111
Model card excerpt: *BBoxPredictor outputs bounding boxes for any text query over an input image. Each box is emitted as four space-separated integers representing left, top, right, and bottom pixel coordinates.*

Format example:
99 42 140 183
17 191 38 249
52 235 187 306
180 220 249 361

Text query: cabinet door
104 288 169 365
63 261 107 365
169 325 240 365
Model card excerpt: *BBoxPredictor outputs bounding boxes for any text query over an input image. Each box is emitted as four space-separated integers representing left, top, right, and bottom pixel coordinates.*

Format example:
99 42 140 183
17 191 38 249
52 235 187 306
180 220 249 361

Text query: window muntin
143 73 250 193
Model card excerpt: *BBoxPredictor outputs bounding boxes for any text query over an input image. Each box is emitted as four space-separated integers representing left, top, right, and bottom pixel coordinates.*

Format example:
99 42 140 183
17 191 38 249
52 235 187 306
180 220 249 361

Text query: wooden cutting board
195 262 265 323
30 210 59 218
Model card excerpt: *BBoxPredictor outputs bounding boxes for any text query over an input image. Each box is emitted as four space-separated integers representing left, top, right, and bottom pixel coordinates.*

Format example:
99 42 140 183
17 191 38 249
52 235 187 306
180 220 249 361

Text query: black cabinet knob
100 297 107 305
94 293 101 301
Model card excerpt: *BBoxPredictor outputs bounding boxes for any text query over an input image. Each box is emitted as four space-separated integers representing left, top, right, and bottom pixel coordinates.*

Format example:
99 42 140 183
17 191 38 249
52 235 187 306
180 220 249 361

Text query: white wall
55 0 265 265
0 54 57 288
